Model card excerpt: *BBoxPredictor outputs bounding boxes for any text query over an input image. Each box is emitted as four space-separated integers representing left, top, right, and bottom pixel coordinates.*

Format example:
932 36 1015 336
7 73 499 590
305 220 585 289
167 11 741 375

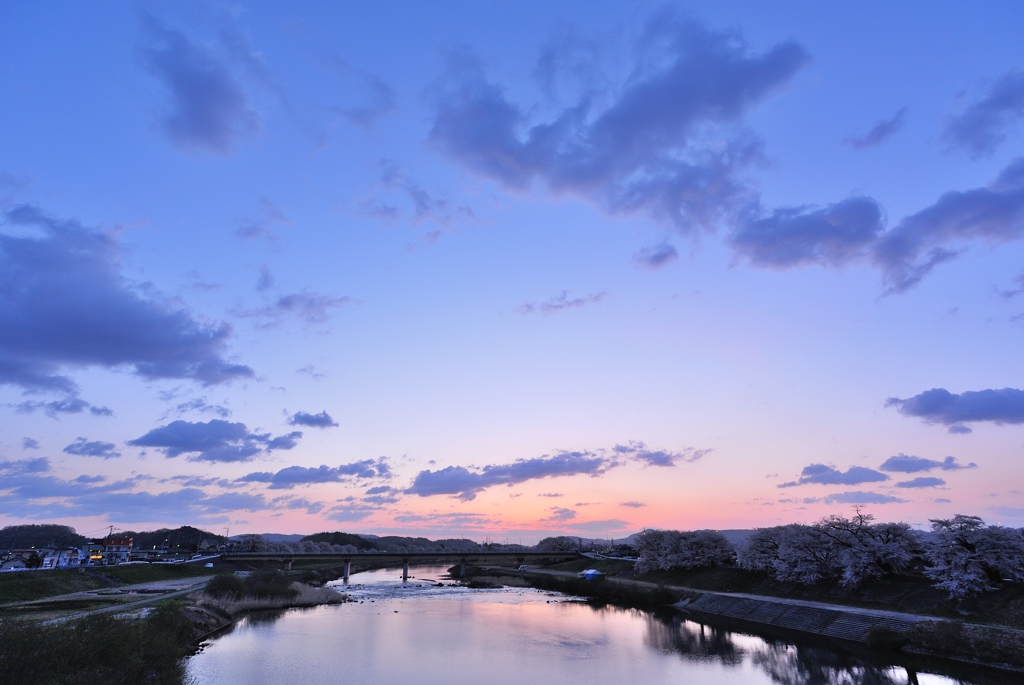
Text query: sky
1 1 1023 542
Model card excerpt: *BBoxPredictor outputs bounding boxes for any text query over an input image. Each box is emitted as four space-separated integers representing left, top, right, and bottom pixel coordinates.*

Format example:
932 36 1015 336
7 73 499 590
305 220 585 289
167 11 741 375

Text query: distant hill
0 524 86 549
302 531 375 550
121 526 225 552
258 533 307 543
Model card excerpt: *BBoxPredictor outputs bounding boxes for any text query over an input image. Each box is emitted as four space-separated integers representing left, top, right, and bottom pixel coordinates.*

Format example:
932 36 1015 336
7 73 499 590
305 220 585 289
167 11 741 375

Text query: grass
628 566 1024 630
0 564 219 605
518 572 687 609
0 603 195 685
544 559 636 575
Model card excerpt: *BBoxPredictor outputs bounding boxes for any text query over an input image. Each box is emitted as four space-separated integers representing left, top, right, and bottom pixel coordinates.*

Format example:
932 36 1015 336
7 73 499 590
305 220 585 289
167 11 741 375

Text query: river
186 566 1018 685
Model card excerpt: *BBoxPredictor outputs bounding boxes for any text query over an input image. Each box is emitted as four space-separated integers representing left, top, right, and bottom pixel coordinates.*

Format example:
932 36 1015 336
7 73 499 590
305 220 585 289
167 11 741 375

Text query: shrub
204 570 297 601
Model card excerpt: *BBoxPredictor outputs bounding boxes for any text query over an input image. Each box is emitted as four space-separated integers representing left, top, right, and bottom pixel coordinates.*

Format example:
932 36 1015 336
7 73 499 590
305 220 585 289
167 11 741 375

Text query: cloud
326 502 379 522
886 387 1024 431
63 438 121 459
169 398 231 418
778 463 889 488
621 501 645 508
729 158 1024 293
357 160 475 230
13 398 112 418
236 199 289 240
846 107 907 150
428 14 808 232
896 477 946 489
0 205 253 395
127 419 302 463
335 74 397 129
517 291 607 315
288 410 339 428
237 458 392 489
878 454 977 473
406 451 611 501
238 291 352 327
872 159 1024 292
320 57 397 129
0 457 51 475
613 441 711 467
729 196 884 269
0 456 317 524
822 491 905 504
296 364 326 380
539 493 563 498
21 438 39 450
543 507 577 521
256 265 275 292
139 13 261 154
943 68 1024 158
633 241 679 270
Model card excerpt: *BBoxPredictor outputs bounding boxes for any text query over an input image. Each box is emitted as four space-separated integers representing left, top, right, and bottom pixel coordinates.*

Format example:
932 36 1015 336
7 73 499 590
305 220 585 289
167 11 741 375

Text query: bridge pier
402 558 410 582
343 560 351 583
284 558 292 571
460 557 466 578
516 556 524 569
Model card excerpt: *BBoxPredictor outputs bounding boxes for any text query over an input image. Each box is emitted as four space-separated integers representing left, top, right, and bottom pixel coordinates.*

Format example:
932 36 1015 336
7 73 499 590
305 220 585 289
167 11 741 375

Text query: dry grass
201 582 346 617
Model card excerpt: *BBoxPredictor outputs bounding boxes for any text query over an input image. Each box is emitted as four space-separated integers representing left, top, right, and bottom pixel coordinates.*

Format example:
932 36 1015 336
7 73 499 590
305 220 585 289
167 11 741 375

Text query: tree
635 530 734 573
536 536 580 552
924 514 1024 600
816 509 917 586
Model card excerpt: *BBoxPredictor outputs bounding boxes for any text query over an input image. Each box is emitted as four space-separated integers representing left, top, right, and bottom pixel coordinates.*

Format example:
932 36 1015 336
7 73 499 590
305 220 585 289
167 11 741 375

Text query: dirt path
42 580 212 624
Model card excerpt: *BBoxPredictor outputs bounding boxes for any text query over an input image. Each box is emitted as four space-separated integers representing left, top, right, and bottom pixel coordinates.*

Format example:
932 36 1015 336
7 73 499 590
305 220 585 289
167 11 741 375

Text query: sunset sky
2 2 1023 542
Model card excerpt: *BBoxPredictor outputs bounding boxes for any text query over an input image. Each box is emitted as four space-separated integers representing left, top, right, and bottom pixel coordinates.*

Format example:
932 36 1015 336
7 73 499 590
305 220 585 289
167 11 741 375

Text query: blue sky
1 1 1023 541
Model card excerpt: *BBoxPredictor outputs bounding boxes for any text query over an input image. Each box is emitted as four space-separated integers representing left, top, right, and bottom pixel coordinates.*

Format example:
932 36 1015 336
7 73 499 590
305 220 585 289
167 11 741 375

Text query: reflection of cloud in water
645 616 912 685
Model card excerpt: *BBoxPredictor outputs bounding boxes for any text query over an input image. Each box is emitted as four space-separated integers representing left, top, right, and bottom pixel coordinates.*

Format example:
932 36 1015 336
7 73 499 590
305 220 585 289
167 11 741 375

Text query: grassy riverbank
0 604 195 685
0 564 218 604
541 559 1024 630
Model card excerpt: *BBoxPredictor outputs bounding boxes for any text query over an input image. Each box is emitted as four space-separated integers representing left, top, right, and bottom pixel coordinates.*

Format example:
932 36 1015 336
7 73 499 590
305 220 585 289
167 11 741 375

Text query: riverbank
471 565 1024 675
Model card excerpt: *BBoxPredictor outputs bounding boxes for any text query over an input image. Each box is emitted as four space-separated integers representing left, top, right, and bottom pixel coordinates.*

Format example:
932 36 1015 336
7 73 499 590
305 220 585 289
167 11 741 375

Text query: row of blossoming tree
633 512 1024 600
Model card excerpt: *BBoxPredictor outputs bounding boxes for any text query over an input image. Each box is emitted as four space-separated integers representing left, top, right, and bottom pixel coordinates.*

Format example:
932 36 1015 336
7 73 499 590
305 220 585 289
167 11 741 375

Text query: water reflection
641 613 950 685
188 568 1000 685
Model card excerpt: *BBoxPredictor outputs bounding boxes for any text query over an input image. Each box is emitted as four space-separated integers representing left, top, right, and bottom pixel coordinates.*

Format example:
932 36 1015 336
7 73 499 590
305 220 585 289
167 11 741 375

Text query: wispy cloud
846 107 907 149
407 451 611 501
943 68 1024 158
517 290 607 315
428 13 808 231
237 458 392 489
138 12 263 154
632 241 679 270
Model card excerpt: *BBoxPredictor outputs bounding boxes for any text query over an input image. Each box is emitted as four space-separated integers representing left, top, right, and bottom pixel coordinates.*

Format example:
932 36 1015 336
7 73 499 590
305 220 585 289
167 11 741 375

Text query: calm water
186 566 1010 685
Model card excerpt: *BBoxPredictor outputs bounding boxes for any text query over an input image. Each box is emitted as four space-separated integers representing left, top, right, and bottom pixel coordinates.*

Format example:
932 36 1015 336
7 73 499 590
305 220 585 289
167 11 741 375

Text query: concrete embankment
675 591 925 643
511 568 1024 673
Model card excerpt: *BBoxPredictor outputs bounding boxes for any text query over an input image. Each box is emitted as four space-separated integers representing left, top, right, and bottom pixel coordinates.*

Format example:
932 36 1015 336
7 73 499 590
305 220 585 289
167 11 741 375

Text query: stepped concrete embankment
675 591 926 643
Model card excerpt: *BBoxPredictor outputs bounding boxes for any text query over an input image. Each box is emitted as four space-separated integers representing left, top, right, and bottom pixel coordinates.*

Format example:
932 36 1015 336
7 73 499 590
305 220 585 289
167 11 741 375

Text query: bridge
221 550 579 582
